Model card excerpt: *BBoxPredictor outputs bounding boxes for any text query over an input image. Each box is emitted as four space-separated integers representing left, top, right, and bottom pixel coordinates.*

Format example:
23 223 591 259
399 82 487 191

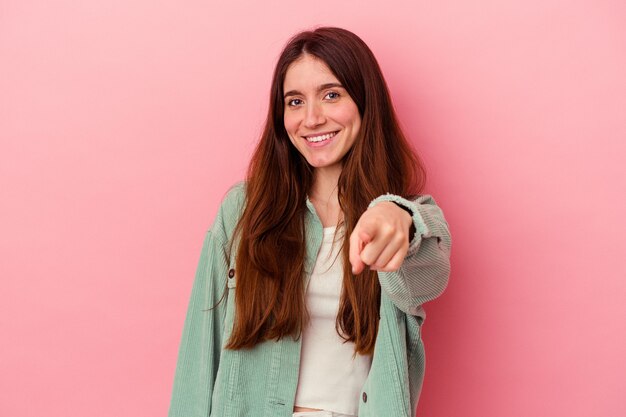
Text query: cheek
283 112 298 135
333 104 361 129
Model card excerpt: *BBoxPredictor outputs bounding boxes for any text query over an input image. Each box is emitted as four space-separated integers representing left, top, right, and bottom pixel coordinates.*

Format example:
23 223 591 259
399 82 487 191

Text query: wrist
392 202 416 242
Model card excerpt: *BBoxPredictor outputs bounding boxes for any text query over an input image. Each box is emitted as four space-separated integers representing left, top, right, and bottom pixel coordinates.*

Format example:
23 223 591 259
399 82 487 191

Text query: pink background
1 1 625 416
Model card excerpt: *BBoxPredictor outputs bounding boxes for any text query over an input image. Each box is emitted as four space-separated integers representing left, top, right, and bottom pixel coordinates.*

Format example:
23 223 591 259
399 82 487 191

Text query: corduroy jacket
168 182 451 417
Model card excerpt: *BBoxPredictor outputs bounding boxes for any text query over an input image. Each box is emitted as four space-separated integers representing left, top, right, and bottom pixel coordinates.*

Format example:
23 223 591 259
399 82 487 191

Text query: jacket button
362 392 367 403
228 269 235 278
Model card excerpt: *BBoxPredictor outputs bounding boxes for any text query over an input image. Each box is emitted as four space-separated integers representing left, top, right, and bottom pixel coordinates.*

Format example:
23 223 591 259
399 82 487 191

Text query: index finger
349 227 365 275
349 224 375 275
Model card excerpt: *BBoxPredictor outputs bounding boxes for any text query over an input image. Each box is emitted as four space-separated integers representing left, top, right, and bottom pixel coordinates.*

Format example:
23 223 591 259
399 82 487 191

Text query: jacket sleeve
168 227 230 417
369 193 452 316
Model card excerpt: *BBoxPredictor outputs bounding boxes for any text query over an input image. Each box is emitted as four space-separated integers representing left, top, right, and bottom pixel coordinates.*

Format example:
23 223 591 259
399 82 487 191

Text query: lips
303 131 339 143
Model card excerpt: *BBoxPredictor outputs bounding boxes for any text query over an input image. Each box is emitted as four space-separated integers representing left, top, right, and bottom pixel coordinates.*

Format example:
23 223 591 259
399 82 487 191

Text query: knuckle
386 262 399 271
361 252 373 265
380 222 395 237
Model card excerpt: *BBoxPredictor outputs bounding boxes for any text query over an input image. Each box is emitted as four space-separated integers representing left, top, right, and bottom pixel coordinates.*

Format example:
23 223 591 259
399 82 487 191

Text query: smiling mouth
304 131 339 143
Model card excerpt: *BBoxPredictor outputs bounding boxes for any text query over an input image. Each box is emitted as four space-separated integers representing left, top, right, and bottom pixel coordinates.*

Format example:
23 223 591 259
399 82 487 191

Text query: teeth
306 131 337 143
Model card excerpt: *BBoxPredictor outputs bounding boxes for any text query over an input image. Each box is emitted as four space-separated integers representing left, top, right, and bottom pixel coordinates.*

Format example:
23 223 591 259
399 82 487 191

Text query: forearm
369 194 452 315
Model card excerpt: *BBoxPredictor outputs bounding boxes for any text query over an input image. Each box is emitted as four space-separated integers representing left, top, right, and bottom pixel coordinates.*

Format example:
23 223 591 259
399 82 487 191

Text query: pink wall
1 1 624 416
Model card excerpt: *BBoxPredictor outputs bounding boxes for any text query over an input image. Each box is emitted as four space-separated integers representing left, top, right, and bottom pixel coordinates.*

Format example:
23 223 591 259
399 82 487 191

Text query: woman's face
283 54 361 173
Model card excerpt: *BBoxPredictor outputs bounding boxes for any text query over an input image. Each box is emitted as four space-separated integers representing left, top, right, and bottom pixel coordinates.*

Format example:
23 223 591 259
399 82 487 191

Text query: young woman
168 27 451 417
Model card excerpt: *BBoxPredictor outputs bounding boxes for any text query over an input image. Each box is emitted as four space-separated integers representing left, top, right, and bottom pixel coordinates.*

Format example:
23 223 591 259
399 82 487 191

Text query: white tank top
294 226 372 416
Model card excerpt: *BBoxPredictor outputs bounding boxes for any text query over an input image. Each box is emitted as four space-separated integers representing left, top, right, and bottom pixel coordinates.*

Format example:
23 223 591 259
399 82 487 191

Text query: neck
310 164 342 203
309 165 343 227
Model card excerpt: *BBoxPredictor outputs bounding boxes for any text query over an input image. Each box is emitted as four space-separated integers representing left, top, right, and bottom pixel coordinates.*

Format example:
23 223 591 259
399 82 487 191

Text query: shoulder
220 180 247 216
210 181 247 243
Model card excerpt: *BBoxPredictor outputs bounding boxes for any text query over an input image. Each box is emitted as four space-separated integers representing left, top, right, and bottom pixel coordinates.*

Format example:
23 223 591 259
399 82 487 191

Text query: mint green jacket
168 182 451 417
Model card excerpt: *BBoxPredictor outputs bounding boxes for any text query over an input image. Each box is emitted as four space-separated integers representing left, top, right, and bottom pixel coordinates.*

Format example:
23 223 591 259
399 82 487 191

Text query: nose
303 102 326 129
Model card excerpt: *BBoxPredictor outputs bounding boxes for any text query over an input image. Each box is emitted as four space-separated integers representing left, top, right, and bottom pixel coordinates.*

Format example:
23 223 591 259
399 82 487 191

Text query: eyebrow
283 83 344 99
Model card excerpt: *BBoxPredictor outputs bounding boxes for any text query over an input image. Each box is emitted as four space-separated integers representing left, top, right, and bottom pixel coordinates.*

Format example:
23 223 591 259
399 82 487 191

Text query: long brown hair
226 27 425 354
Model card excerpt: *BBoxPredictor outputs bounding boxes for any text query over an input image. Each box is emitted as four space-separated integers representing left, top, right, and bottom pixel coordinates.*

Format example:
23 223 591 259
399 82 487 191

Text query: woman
168 27 451 417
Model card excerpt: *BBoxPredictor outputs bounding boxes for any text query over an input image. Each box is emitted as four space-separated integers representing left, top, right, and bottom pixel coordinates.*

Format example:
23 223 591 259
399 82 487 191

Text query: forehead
283 55 340 91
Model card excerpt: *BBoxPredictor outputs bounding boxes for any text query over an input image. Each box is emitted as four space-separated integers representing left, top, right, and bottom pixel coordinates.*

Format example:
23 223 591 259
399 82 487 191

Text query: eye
287 98 303 107
324 91 340 100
